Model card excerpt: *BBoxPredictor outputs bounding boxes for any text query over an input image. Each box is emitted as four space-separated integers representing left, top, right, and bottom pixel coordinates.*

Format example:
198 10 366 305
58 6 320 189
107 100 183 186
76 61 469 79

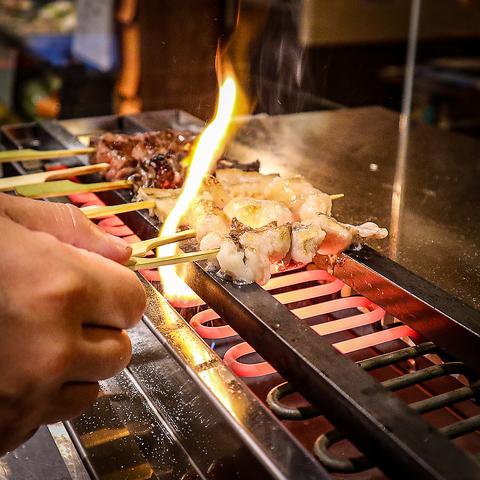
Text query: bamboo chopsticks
0 163 109 192
0 147 96 164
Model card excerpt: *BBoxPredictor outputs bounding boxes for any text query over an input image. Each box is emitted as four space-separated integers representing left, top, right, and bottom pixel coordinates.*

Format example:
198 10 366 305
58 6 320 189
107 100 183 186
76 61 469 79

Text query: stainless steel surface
225 107 480 309
0 426 76 480
67 368 205 479
48 423 90 480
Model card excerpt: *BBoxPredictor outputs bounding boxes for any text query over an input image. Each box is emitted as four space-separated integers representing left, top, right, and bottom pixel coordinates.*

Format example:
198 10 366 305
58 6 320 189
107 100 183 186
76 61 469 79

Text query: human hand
0 194 146 454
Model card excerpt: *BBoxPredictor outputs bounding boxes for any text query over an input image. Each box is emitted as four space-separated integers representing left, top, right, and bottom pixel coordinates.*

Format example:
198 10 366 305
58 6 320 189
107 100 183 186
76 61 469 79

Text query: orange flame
157 71 239 307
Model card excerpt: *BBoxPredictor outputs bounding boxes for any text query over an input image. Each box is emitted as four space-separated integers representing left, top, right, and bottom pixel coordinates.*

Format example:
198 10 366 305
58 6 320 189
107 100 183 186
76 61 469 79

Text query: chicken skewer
199 215 387 285
129 167 386 283
122 211 385 282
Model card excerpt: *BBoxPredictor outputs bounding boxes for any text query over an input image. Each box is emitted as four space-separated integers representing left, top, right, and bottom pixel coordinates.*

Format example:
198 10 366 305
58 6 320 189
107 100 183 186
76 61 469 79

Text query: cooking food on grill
214 169 333 218
90 130 262 193
200 215 385 284
215 168 279 199
138 166 387 284
90 130 195 190
265 176 333 219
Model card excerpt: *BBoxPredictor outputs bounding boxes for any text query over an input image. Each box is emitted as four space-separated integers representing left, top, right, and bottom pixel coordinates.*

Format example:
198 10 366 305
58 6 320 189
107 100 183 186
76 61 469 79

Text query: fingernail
108 233 132 254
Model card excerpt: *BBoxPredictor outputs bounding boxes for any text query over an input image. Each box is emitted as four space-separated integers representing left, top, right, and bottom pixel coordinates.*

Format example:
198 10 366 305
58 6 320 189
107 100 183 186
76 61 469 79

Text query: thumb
1 194 132 263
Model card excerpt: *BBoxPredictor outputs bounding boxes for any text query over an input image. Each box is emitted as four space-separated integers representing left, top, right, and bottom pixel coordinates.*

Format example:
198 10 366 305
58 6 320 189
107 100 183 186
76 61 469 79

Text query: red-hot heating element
189 269 414 377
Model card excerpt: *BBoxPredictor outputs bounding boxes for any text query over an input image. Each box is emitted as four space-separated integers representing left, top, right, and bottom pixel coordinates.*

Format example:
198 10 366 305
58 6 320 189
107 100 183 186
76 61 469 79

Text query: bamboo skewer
127 248 219 271
0 163 109 192
15 179 132 198
81 200 156 219
0 147 96 164
130 229 196 257
330 193 344 200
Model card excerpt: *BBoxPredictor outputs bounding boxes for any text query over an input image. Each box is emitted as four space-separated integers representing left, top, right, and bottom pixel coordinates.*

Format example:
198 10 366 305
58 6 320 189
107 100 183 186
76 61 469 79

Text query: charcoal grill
2 110 480 480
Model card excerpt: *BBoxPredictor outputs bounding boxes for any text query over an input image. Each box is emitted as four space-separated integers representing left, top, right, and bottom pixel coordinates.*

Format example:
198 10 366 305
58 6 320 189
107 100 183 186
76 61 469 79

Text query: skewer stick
130 229 196 257
0 147 96 164
0 163 109 192
15 179 132 198
83 192 344 219
127 248 219 271
81 200 156 219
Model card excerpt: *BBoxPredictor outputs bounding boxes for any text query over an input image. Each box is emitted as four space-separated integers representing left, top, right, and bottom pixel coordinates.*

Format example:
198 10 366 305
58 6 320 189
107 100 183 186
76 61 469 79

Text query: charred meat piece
90 129 196 190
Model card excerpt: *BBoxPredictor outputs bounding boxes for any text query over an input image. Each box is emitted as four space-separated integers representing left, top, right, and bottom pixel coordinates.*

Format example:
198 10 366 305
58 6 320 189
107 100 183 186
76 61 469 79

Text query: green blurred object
21 72 61 119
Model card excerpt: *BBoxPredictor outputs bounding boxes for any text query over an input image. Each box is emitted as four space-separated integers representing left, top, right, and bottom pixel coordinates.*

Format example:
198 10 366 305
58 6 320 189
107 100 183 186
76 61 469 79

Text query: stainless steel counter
227 107 480 309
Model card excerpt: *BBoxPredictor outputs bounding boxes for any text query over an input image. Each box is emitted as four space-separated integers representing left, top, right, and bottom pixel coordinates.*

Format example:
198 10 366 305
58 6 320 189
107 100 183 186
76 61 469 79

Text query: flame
157 71 239 307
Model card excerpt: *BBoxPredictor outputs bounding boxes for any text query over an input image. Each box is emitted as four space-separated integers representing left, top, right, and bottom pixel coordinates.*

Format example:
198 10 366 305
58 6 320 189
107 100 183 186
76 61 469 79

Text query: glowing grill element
186 266 416 378
158 75 238 307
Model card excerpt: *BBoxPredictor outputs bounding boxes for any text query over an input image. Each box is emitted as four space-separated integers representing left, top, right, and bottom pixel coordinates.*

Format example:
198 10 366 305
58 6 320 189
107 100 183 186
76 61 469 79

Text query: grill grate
266 342 480 473
189 268 411 378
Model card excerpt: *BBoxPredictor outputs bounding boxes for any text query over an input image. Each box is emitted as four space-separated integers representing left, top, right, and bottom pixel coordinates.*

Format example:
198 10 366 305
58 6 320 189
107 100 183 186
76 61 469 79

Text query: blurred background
0 0 479 137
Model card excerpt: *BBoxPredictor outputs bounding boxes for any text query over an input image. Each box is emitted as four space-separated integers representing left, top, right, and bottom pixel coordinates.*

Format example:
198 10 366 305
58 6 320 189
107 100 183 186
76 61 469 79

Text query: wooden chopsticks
0 147 96 164
0 163 109 192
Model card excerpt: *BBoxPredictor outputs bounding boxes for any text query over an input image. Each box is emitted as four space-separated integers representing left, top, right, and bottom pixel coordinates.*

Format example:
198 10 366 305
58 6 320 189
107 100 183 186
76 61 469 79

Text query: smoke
250 1 311 114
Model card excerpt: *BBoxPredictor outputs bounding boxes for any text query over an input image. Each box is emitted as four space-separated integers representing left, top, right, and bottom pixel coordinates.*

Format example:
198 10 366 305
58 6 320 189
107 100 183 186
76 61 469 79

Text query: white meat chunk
215 168 279 199
265 175 332 219
294 192 333 222
200 221 291 285
223 197 293 229
307 214 354 255
308 214 388 255
348 221 388 239
290 223 326 264
186 199 230 241
200 175 231 207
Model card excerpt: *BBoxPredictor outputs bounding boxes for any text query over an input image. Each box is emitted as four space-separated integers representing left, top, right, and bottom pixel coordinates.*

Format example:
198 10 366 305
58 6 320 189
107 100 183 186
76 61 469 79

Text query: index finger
0 193 131 264
73 248 146 330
